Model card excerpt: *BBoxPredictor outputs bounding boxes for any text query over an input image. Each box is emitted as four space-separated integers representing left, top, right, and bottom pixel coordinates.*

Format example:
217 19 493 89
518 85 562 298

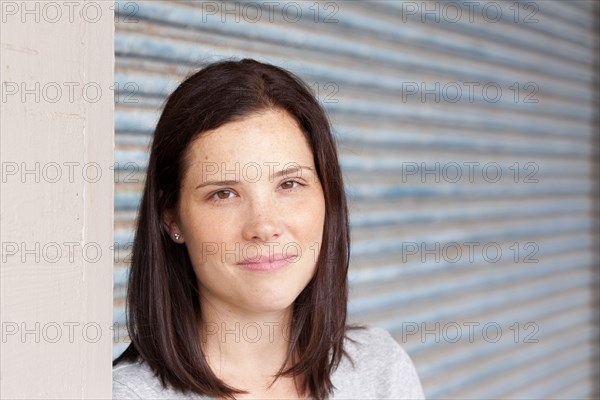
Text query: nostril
245 218 284 242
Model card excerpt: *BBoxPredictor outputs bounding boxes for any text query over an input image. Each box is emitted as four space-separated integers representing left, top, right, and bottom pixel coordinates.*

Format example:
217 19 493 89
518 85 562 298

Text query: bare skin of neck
199 304 306 399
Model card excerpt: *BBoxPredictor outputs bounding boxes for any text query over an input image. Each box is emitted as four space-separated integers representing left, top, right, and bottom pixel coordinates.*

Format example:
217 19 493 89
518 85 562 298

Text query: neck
198 303 304 397
200 307 292 367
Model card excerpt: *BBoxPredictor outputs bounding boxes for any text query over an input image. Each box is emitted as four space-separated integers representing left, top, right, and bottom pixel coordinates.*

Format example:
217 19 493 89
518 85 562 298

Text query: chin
247 291 298 314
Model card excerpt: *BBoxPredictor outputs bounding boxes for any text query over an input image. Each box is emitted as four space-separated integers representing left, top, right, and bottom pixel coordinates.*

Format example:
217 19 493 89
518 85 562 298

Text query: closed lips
237 254 298 272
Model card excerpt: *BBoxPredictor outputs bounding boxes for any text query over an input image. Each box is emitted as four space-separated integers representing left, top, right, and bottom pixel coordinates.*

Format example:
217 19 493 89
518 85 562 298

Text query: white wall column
1 1 114 397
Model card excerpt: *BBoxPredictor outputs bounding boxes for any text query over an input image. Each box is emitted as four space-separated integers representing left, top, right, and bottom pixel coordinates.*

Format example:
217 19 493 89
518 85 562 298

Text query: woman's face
168 108 325 317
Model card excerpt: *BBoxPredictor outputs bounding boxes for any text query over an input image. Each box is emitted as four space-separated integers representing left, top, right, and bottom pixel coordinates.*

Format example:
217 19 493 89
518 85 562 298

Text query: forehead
184 109 314 172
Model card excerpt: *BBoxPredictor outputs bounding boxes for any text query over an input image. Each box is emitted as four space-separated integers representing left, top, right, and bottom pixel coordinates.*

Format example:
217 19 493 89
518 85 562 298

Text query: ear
162 205 185 244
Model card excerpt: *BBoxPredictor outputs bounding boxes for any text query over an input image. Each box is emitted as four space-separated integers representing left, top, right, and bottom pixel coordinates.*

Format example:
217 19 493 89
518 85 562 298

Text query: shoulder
112 360 207 400
332 325 425 399
343 325 404 359
112 360 156 399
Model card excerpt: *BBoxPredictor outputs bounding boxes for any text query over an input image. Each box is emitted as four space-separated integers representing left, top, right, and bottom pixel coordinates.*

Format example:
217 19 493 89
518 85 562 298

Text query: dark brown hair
114 58 358 399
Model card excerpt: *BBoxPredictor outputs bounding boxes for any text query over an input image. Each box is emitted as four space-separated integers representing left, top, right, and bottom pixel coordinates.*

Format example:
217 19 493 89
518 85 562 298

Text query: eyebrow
195 166 314 190
273 165 314 179
195 180 239 190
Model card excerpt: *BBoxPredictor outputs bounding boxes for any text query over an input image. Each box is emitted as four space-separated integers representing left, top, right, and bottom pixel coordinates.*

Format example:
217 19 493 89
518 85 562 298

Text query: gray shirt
113 326 425 399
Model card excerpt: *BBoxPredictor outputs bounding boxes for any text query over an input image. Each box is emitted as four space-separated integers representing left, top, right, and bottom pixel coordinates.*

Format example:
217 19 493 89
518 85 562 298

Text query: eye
210 189 236 201
279 180 301 190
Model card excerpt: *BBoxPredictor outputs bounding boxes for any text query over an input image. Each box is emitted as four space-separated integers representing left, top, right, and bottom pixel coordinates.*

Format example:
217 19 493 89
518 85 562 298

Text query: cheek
290 194 326 243
311 189 326 228
180 201 236 240
179 206 239 266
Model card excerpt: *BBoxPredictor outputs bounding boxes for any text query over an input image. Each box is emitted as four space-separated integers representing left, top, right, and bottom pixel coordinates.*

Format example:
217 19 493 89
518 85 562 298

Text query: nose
241 196 284 242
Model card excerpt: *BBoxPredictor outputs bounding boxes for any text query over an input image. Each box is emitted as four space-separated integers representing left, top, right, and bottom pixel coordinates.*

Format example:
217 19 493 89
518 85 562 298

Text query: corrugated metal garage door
113 1 599 398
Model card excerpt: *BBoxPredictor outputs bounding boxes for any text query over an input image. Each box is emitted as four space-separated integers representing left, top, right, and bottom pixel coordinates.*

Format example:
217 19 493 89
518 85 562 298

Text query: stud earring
174 233 181 240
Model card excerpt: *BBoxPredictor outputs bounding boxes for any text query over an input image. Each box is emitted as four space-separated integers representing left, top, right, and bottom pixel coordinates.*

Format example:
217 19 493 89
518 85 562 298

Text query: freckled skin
165 109 326 317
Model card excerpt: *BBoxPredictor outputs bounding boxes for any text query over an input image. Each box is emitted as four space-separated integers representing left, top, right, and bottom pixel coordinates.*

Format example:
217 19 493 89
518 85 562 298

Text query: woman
112 59 424 399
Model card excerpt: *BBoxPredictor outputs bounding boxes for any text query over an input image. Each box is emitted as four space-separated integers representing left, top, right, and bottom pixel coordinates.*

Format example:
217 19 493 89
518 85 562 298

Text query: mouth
236 254 298 273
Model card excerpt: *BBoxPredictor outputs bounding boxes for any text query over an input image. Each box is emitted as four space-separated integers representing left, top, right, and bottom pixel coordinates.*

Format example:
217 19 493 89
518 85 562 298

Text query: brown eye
213 190 234 200
217 190 231 199
280 180 299 190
